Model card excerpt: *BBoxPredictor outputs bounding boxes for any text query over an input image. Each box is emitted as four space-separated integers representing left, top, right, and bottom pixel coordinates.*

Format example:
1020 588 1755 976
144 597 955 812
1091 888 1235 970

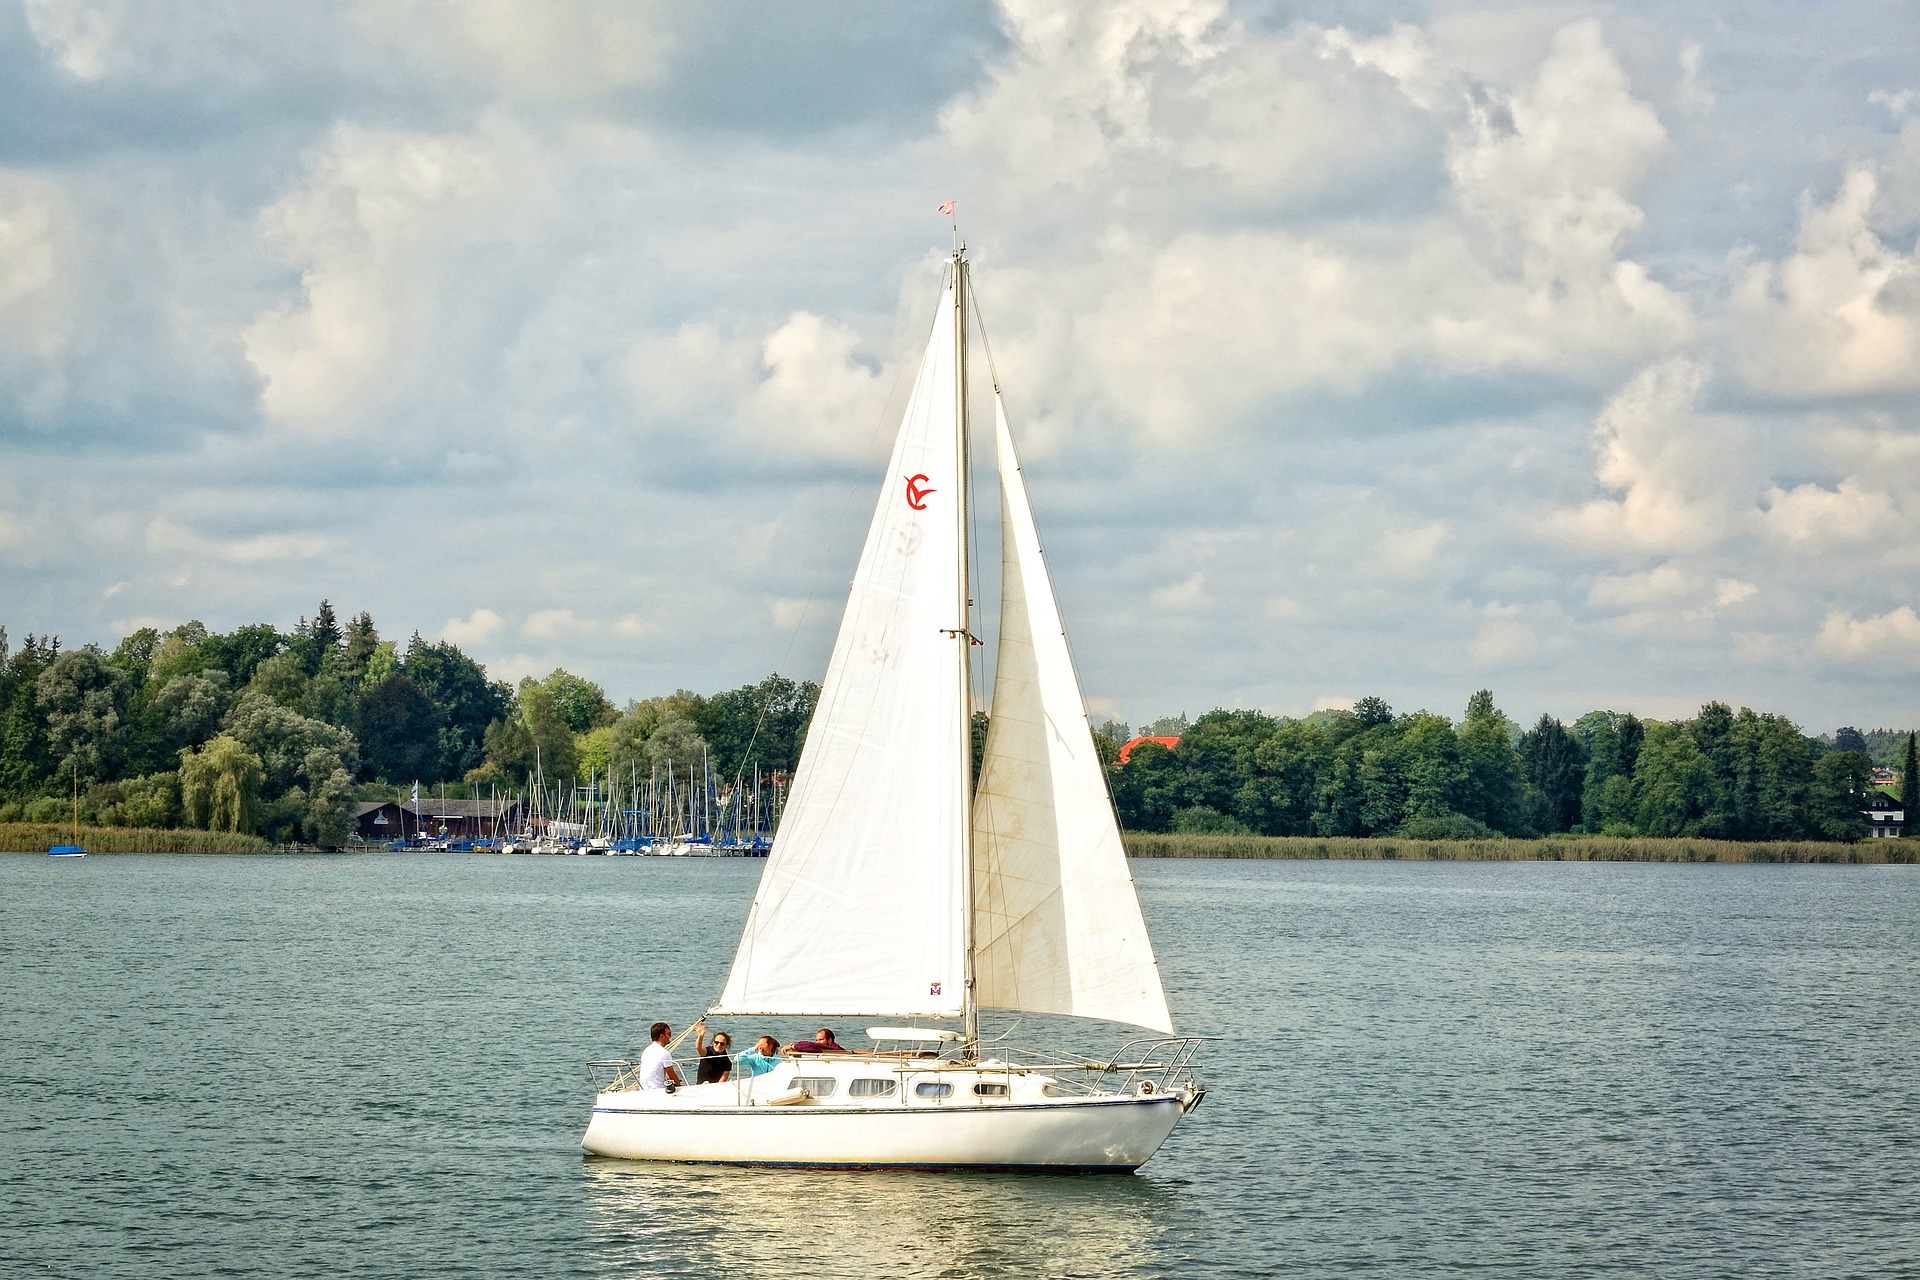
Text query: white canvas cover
712 280 970 1021
971 396 1175 1035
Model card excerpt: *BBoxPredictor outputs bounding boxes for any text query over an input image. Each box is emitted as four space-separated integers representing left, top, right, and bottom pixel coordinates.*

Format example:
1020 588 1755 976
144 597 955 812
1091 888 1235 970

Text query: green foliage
302 747 355 847
539 668 616 734
1108 695 1866 844
693 674 819 779
122 771 182 828
1520 714 1585 831
180 734 265 833
357 674 442 782
1903 734 1918 817
36 648 129 782
246 651 311 710
1170 805 1252 835
223 690 357 798
402 635 509 779
1809 751 1872 841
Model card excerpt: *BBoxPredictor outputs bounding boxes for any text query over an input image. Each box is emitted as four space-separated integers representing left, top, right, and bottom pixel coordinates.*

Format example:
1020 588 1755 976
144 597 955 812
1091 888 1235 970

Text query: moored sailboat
581 245 1207 1171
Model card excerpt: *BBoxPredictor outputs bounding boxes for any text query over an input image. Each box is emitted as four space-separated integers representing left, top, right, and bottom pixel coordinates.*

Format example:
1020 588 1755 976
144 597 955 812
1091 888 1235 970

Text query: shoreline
1121 832 1915 863
6 821 1913 863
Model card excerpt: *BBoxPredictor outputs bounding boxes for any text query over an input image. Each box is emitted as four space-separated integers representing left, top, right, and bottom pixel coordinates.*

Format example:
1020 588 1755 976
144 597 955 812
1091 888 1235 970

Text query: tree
404 635 510 779
1110 739 1182 832
1633 723 1716 836
202 623 286 688
540 668 616 734
152 670 231 752
1458 690 1528 834
36 649 128 782
517 680 578 781
0 632 59 799
1833 726 1869 756
644 714 709 780
1351 697 1393 729
344 612 381 680
302 747 355 847
693 674 818 779
358 674 442 782
179 734 264 832
1903 734 1918 824
1810 750 1871 841
223 689 357 789
1521 714 1586 832
246 651 311 711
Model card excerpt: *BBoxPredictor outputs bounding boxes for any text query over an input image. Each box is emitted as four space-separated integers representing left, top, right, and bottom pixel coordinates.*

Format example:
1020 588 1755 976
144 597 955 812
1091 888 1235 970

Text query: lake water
2 854 1916 1278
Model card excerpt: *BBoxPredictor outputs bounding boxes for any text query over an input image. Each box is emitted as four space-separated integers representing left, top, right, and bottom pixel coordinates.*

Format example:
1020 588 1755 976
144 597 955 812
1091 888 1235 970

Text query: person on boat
639 1022 683 1089
793 1028 849 1054
734 1035 783 1078
691 1020 731 1084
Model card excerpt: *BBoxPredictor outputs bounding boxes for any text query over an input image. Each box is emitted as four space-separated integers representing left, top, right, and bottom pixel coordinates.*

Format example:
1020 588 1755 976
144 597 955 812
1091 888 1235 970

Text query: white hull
581 1056 1193 1171
583 1092 1184 1171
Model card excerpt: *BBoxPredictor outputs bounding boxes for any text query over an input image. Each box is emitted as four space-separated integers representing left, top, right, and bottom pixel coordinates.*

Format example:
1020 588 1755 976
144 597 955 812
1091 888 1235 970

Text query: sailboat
48 763 87 858
581 246 1207 1171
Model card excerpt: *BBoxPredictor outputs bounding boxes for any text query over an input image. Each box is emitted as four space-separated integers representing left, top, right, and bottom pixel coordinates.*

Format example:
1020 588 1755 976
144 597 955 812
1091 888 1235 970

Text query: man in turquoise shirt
735 1035 783 1077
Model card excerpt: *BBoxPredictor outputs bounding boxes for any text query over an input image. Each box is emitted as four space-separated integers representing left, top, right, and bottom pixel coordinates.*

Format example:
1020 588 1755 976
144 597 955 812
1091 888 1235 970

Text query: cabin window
973 1082 1010 1097
1042 1084 1066 1097
915 1081 953 1099
848 1079 896 1098
793 1076 837 1099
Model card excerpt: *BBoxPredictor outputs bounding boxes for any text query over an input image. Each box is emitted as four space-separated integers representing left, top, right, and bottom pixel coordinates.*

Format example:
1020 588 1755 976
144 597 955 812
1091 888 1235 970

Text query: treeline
1099 693 1901 843
0 605 817 845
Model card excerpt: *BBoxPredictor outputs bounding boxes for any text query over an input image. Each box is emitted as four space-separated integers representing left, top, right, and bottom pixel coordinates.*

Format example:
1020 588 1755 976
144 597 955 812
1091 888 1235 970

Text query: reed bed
0 823 272 855
1122 832 1915 864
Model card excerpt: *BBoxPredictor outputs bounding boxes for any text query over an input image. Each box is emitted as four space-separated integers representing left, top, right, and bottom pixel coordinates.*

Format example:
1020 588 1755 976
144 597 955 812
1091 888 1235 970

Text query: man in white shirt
639 1021 683 1090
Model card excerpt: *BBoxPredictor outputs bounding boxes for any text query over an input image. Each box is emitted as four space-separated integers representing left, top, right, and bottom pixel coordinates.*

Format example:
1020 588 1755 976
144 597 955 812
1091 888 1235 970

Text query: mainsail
712 277 970 1020
971 395 1175 1035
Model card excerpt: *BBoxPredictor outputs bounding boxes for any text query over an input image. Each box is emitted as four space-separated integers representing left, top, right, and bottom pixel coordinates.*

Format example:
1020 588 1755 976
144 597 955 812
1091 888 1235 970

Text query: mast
954 246 978 1054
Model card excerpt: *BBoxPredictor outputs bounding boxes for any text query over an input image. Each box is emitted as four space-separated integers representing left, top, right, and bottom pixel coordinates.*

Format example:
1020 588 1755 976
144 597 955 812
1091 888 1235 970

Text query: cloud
963 16 1691 446
0 170 78 370
443 608 506 646
1816 606 1920 660
144 519 329 563
623 311 898 461
243 115 549 431
1762 477 1904 550
1469 605 1536 663
353 0 671 102
23 0 115 80
1150 571 1208 612
1728 168 1920 398
1547 357 1748 557
521 608 577 642
1376 523 1446 577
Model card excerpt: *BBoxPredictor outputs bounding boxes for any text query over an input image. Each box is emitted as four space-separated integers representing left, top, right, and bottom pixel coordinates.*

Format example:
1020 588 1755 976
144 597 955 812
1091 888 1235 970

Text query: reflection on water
582 1160 1199 1278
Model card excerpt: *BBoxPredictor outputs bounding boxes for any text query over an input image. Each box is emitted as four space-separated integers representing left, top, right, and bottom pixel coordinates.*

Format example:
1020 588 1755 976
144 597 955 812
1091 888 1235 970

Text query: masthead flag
937 201 955 216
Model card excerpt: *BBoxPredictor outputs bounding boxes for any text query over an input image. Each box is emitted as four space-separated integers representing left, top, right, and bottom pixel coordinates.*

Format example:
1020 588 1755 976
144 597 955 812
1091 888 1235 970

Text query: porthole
972 1082 1010 1097
793 1076 837 1098
848 1078 897 1098
915 1081 953 1099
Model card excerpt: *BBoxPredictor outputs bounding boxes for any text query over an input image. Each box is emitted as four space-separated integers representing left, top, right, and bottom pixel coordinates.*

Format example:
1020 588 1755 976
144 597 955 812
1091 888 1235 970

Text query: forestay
971 395 1175 1035
712 280 969 1021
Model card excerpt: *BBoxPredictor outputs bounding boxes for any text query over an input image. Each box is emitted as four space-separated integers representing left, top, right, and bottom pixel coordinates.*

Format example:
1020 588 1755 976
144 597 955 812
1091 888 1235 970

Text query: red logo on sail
930 982 942 996
905 474 934 510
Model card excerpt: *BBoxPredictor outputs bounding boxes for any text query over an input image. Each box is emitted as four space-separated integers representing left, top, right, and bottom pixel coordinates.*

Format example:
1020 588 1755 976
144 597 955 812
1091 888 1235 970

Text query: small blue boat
51 766 88 855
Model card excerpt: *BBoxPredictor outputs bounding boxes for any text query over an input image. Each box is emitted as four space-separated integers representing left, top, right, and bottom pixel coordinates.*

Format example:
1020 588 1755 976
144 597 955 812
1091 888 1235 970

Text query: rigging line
968 285 1140 852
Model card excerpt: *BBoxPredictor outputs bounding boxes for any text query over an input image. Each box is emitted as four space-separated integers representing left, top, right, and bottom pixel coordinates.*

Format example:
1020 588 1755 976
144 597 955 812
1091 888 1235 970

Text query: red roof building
1117 735 1181 764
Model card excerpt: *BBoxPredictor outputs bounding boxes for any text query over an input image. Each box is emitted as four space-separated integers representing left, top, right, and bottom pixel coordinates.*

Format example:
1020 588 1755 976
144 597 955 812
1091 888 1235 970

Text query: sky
2 0 1919 735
